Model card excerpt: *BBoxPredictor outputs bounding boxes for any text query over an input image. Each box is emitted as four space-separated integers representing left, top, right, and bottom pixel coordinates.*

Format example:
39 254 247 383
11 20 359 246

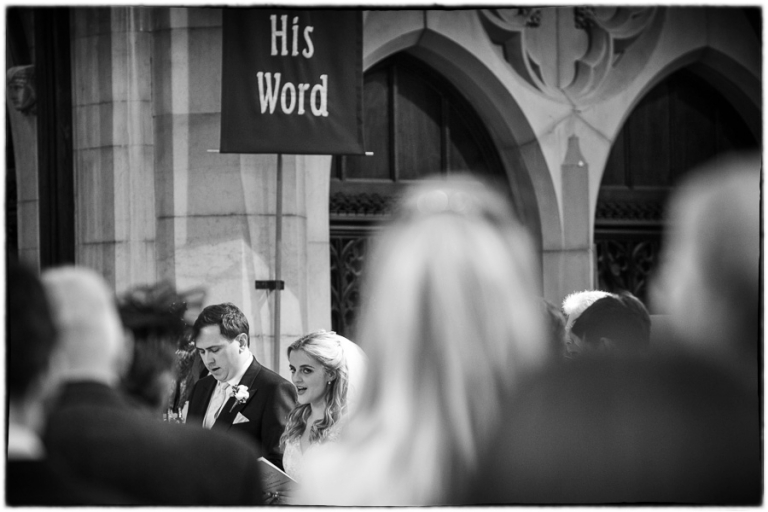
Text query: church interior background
6 6 761 375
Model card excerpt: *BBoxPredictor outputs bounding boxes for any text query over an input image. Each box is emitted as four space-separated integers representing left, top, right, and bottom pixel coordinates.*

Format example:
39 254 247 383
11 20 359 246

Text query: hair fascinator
118 282 206 347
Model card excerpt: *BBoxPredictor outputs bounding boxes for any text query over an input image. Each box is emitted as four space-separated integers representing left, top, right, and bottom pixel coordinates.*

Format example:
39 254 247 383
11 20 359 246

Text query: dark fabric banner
220 9 365 155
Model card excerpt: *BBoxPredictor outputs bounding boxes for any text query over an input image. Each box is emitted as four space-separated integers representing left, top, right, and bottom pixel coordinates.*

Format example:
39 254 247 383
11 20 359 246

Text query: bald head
42 267 126 386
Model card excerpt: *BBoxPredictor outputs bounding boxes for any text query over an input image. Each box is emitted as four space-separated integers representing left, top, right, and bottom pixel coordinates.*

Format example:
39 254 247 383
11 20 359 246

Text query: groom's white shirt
203 353 254 425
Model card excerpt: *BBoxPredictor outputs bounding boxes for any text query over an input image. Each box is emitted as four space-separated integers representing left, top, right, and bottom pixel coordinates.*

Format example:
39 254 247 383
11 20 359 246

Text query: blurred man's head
564 291 651 355
42 267 126 386
8 259 59 432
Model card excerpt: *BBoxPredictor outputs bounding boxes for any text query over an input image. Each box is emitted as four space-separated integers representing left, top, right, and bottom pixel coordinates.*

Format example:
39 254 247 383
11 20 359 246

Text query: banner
220 9 365 155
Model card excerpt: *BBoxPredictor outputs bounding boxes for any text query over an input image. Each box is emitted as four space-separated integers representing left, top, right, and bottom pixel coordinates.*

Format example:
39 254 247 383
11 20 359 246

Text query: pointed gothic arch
329 52 513 335
596 64 759 307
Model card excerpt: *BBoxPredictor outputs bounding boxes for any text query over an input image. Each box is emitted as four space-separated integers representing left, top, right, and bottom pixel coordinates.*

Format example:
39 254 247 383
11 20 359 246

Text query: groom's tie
203 381 230 429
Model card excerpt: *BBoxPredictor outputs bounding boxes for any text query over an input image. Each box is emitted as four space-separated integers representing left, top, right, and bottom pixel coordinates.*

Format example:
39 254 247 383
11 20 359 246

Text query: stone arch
593 45 760 306
586 8 761 210
361 15 563 276
615 49 761 150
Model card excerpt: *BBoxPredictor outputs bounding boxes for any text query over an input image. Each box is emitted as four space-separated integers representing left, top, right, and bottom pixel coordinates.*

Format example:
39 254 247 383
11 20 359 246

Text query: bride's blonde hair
280 330 350 446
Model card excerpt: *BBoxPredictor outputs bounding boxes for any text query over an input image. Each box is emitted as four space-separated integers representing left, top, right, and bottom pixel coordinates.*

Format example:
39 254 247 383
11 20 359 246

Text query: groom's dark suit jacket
187 356 296 470
43 381 265 505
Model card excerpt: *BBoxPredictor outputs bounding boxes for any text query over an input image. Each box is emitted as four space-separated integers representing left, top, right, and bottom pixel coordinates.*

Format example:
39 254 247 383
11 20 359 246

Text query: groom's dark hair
193 302 250 346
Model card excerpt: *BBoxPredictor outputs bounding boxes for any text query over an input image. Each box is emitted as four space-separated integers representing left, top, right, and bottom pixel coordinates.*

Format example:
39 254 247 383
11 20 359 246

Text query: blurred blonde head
300 175 547 505
42 266 126 386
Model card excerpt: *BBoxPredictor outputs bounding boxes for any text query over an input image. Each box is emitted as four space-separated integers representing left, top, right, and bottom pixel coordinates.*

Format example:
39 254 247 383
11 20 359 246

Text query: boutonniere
229 384 250 412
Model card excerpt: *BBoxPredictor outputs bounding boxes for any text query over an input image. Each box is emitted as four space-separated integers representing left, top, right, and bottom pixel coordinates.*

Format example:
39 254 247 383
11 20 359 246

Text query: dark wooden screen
597 68 758 307
329 53 507 337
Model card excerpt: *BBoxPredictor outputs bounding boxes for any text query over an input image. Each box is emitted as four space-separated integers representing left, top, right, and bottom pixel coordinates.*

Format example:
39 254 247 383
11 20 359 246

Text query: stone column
153 8 331 377
6 64 40 270
302 154 333 333
559 134 594 296
71 7 156 291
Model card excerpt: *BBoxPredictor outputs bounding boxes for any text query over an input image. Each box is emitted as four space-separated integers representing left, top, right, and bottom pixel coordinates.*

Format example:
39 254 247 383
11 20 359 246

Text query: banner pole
273 153 283 372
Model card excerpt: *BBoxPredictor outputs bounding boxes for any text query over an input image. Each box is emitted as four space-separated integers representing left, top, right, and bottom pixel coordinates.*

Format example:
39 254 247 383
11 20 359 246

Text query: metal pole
273 154 283 372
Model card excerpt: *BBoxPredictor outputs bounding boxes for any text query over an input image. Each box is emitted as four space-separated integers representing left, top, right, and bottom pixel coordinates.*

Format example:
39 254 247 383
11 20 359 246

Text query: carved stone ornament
479 7 661 105
330 192 393 217
7 65 36 115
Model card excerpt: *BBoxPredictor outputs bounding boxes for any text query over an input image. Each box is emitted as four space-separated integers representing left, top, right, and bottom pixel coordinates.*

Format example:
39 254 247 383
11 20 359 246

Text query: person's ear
237 334 248 351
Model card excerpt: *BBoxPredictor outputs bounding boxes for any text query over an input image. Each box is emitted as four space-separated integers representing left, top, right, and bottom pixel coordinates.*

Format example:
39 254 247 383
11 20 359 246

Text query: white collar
7 421 45 460
224 353 253 388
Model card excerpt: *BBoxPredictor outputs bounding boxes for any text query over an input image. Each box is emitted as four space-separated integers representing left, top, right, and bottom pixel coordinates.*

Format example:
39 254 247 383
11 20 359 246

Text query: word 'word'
257 72 328 116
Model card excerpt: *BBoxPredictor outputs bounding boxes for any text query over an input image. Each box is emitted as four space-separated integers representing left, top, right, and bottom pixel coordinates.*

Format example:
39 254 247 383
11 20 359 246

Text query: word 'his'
259 15 327 117
271 15 314 58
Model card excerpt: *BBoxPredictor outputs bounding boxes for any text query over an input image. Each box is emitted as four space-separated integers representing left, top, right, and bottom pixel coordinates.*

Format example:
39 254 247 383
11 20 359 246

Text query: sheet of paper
258 457 296 495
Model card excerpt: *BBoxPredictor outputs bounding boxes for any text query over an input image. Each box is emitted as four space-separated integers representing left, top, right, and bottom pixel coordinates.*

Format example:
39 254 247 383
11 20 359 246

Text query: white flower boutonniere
229 385 250 412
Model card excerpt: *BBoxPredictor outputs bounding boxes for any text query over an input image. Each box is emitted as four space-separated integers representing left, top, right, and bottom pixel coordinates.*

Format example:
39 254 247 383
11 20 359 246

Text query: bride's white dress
283 427 341 482
283 438 307 481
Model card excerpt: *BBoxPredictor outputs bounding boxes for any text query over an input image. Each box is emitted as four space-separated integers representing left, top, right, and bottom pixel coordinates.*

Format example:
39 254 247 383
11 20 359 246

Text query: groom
187 303 296 470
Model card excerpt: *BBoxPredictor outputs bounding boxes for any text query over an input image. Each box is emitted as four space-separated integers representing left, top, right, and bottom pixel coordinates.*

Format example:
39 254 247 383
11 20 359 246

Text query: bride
280 330 367 483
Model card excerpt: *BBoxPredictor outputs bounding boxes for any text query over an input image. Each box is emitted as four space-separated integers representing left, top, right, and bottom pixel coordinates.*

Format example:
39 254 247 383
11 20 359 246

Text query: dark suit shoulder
7 459 142 505
249 364 296 407
253 363 292 387
44 382 264 505
463 353 761 505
